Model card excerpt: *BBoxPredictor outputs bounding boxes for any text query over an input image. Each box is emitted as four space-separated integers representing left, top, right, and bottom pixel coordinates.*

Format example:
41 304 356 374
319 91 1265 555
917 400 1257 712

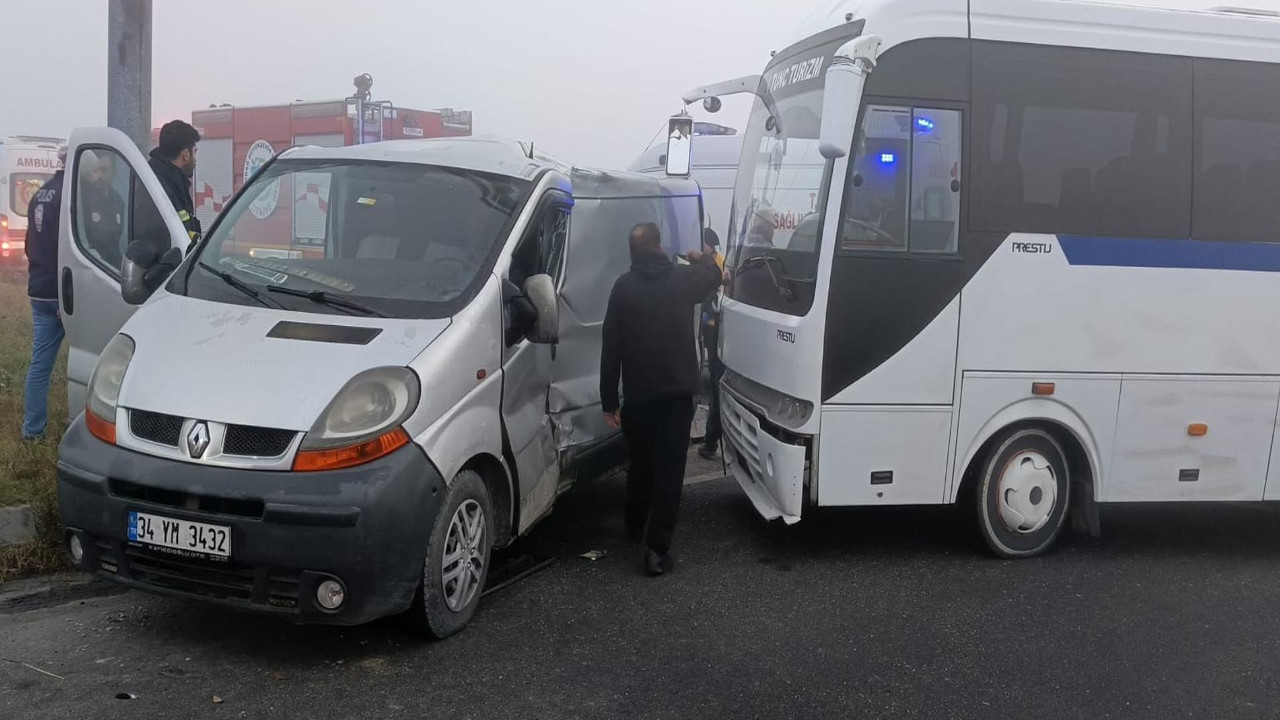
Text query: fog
2 0 1276 169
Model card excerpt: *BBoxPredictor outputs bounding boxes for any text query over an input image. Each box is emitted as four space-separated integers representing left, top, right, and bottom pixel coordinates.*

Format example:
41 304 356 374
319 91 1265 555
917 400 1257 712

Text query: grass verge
0 272 71 582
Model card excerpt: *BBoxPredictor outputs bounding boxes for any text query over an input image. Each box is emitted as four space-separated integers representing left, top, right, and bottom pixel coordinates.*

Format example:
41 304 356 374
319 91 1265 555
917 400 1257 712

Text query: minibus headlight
301 367 420 451
773 394 814 428
86 334 135 443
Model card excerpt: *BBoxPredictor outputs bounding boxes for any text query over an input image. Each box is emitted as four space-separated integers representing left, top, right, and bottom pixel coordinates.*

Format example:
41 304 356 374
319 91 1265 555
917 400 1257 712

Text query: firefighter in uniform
147 120 203 249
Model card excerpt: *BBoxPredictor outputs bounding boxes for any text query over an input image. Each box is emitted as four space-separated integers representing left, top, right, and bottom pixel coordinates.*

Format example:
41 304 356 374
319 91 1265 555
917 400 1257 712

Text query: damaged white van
55 129 702 636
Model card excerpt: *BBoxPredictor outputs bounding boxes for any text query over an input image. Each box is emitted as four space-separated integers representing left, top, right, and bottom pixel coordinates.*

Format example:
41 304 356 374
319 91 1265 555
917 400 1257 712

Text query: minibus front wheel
406 469 494 638
975 427 1071 559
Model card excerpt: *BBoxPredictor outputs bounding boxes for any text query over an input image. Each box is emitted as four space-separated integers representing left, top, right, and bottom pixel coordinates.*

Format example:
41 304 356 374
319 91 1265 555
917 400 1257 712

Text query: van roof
281 135 568 181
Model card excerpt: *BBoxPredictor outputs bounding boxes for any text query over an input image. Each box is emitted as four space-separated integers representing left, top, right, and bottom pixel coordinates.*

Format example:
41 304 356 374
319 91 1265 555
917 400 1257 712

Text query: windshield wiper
266 286 386 318
737 254 812 302
200 262 278 309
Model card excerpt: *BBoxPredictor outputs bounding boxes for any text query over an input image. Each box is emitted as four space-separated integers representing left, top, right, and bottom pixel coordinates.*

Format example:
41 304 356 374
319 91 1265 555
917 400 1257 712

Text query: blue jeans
23 299 65 439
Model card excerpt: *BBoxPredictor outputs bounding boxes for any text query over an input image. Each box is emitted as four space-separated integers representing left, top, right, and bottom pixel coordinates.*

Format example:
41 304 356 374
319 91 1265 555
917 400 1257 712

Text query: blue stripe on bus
1058 235 1280 272
1059 235 1280 271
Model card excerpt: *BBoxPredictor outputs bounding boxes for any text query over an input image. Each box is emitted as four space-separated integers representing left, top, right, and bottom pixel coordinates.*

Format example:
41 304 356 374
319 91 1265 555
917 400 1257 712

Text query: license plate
128 511 231 559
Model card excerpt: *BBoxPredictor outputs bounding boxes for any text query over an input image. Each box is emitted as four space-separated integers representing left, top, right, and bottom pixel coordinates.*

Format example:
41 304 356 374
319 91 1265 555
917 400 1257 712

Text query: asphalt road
4 449 1280 719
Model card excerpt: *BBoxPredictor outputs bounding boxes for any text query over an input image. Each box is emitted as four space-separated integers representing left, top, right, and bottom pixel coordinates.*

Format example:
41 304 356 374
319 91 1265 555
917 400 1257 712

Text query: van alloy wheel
442 499 486 612
406 469 493 639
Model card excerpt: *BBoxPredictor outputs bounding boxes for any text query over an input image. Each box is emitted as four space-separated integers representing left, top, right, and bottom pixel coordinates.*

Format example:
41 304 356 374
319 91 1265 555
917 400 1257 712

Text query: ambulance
0 136 64 264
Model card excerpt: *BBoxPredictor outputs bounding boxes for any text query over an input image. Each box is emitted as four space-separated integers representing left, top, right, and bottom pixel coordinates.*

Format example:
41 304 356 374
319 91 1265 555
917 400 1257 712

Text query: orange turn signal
1032 382 1056 396
1188 423 1209 437
292 427 410 472
86 409 117 445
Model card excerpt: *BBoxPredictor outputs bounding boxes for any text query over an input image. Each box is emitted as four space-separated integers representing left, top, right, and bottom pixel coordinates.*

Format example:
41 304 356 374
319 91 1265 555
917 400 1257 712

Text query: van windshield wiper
266 285 386 317
737 254 811 302
199 262 278 309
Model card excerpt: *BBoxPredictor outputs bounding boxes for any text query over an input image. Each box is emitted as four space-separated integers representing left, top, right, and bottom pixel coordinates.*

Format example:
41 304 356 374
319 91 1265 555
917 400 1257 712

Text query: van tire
406 469 494 639
976 428 1070 558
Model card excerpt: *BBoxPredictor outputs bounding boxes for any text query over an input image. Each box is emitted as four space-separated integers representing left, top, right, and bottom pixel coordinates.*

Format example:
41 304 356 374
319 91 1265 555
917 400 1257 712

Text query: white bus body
0 136 64 262
717 0 1280 556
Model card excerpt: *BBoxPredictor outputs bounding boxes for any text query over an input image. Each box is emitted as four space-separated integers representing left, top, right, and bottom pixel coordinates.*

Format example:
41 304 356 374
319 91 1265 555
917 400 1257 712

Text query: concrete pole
107 0 153 150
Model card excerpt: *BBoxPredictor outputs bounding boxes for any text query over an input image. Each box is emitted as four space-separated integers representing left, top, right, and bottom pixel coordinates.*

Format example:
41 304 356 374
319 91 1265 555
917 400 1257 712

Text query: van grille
224 425 297 458
95 538 300 609
130 410 183 447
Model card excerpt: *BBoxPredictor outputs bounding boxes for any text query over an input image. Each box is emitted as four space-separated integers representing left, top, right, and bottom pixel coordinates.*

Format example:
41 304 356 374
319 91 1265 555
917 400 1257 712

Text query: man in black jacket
601 222 723 575
22 146 66 440
148 120 202 246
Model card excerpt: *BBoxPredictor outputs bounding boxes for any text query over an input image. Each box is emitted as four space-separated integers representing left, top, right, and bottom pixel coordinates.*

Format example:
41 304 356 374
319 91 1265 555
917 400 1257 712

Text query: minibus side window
839 105 963 254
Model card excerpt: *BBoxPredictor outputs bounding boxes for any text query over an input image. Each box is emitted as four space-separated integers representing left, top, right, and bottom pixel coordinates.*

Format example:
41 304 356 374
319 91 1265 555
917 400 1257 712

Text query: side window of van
73 147 174 278
73 148 132 277
510 197 570 290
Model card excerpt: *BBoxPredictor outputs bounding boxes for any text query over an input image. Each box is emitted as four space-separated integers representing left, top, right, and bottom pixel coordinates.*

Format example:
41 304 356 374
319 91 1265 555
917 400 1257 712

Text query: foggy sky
3 0 1276 169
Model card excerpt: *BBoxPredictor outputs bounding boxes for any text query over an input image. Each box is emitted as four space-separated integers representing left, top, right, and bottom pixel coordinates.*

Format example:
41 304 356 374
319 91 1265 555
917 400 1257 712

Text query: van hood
117 293 449 431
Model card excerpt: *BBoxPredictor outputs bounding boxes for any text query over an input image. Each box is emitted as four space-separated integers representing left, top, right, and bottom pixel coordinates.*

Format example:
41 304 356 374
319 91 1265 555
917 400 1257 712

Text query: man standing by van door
698 228 726 460
148 120 202 248
601 222 723 576
21 146 66 441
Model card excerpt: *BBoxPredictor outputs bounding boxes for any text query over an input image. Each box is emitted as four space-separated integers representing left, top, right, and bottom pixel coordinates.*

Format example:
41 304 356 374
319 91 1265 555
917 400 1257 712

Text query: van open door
59 127 190 415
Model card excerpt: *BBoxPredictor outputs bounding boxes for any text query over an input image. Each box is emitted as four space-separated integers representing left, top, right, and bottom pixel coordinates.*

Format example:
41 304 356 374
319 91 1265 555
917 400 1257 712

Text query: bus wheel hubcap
997 450 1056 534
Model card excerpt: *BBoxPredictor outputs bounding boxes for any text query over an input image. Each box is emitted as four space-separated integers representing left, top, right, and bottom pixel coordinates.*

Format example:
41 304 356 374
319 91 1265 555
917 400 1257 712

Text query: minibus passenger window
839 105 962 254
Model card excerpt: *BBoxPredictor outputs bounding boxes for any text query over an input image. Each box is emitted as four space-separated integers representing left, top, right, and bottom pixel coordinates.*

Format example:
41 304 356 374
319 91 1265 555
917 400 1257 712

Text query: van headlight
85 334 135 444
294 367 420 472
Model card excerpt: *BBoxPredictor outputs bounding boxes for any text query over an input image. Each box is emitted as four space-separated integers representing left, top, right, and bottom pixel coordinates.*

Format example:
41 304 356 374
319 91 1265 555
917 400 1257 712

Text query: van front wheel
407 469 493 638
976 428 1070 558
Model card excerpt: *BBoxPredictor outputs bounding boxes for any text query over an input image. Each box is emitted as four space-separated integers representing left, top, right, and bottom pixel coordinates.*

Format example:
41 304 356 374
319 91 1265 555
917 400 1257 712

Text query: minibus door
58 127 189 414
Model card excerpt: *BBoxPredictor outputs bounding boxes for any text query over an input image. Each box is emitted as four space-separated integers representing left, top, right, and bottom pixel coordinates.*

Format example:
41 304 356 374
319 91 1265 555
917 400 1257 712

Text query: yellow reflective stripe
178 210 191 221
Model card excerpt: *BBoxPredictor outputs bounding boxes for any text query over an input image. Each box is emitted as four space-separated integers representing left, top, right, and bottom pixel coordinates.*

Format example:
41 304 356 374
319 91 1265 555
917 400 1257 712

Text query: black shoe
697 444 719 460
644 548 674 576
625 529 643 545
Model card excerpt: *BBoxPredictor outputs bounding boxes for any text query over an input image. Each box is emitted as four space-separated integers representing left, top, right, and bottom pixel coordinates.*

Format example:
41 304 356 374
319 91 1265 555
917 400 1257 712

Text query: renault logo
187 421 211 458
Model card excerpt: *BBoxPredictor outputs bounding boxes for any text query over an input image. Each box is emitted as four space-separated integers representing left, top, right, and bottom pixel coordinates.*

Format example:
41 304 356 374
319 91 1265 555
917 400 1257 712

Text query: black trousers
622 396 696 555
701 324 724 448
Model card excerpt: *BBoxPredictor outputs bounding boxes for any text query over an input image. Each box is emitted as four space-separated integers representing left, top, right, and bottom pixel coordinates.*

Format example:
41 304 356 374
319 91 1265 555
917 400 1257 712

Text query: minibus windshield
180 159 532 319
726 28 859 316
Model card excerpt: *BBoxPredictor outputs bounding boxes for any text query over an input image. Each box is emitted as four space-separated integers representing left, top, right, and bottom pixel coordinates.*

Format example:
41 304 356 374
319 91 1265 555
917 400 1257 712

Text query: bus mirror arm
681 75 763 106
819 34 883 161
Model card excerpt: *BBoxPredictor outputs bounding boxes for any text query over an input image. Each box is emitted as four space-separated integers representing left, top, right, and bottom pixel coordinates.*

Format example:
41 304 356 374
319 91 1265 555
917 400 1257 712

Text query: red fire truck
165 84 472 256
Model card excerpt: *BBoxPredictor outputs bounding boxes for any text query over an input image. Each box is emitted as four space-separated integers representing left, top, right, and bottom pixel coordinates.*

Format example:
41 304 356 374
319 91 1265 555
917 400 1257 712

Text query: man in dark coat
22 146 66 440
600 222 723 575
148 120 203 246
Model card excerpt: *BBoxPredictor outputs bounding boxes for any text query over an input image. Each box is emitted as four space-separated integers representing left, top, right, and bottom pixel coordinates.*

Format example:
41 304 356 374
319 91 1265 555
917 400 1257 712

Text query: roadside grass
0 272 71 582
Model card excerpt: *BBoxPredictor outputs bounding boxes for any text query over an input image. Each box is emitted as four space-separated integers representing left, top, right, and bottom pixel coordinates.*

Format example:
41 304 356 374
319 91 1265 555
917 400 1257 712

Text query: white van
56 128 703 636
0 136 64 263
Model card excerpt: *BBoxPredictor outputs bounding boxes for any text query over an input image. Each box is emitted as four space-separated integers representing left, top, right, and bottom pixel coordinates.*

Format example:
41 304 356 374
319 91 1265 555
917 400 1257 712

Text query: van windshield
181 159 532 318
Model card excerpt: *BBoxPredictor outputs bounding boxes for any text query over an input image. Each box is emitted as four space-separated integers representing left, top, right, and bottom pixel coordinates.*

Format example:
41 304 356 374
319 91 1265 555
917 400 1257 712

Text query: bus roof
788 0 1279 65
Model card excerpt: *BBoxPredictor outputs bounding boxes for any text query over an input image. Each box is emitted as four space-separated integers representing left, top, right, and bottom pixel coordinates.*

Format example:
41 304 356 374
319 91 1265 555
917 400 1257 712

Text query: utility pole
107 0 152 150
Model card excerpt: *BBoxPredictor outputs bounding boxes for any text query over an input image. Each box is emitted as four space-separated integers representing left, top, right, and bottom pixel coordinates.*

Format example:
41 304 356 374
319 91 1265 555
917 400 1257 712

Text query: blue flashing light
879 152 897 165
915 117 935 132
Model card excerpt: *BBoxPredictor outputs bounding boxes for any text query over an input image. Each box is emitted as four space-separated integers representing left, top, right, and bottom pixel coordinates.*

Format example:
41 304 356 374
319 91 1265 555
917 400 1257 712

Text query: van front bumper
57 417 445 626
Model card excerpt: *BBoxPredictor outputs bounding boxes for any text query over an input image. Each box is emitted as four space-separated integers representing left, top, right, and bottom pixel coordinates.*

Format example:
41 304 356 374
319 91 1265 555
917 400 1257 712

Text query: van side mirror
523 274 559 344
819 35 882 160
121 241 182 305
